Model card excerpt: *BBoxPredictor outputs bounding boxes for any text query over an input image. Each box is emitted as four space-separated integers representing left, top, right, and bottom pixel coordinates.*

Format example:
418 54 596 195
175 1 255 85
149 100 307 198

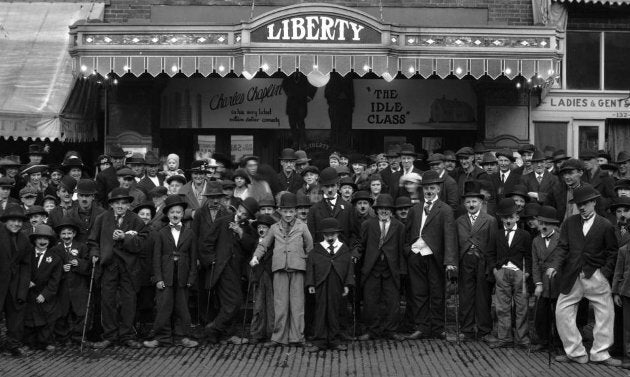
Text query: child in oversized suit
305 217 355 352
143 195 198 348
51 217 90 345
24 225 63 351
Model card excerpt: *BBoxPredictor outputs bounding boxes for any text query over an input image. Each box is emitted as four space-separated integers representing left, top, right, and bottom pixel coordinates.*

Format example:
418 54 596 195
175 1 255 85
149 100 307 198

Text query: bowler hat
552 149 570 162
54 216 81 234
461 180 485 199
233 169 251 184
294 150 311 164
165 174 187 185
162 195 188 215
530 150 547 163
351 190 374 205
0 158 21 168
107 187 134 203
394 196 413 209
296 193 312 208
240 197 259 217
300 166 320 177
615 179 630 192
558 159 584 174
427 153 445 165
21 163 48 175
338 177 357 190
505 184 528 200
253 214 276 228
188 160 208 173
125 153 145 165
350 154 369 166
109 146 126 159
496 198 518 217
76 179 97 195
29 224 56 242
0 177 15 187
116 167 136 178
133 201 156 218
19 187 38 198
59 176 77 192
319 167 339 186
61 156 85 170
0 204 27 222
443 151 457 162
148 186 168 198
202 181 224 197
319 217 342 233
212 153 232 169
455 147 474 157
277 192 297 209
617 151 630 164
421 170 443 185
609 197 630 212
372 194 395 209
495 149 515 162
279 148 297 161
571 186 601 205
398 143 418 157
536 206 559 224
258 196 276 208
517 144 536 155
28 144 46 156
144 151 160 165
473 142 489 154
25 205 47 217
521 202 541 218
480 152 498 165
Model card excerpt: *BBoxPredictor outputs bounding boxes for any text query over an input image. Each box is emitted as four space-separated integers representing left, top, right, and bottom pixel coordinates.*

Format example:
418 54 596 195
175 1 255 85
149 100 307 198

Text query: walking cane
80 259 97 352
240 268 254 344
205 262 216 327
454 270 460 345
529 296 539 356
548 275 555 367
352 258 357 342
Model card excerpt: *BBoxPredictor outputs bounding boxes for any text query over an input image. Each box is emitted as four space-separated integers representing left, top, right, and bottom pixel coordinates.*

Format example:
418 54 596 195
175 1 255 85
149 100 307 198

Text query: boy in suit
356 194 406 341
530 206 561 353
306 217 355 352
404 171 457 340
24 225 63 351
249 214 276 344
455 181 497 342
51 217 90 345
144 195 198 348
548 186 620 366
488 198 532 349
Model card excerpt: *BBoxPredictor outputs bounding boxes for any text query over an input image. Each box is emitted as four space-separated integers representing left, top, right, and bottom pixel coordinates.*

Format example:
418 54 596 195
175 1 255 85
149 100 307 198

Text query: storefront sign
538 94 630 118
251 15 380 44
352 80 477 130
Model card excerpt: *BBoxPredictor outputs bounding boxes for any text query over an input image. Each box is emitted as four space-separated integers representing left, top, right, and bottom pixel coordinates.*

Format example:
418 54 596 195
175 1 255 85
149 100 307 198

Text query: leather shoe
124 340 142 349
263 341 279 348
9 346 33 357
91 340 112 349
480 334 499 343
143 340 160 348
406 331 427 340
390 333 406 341
45 345 56 352
333 344 348 351
176 338 199 348
529 344 547 353
621 360 630 369
307 345 321 353
356 334 371 341
555 355 588 364
591 357 622 367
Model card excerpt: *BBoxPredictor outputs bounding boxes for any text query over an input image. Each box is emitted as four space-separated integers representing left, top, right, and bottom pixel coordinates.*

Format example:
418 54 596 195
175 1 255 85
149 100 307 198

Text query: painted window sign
251 15 381 44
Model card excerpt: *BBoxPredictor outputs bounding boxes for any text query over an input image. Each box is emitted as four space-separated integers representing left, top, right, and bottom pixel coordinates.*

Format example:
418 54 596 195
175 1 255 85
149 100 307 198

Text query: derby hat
0 204 27 222
319 217 342 233
521 202 541 218
609 197 630 212
240 197 259 217
372 194 395 209
116 167 136 178
319 167 339 186
294 150 311 164
125 153 145 165
300 165 320 177
334 166 350 176
25 205 47 217
571 185 601 204
162 195 188 215
109 146 126 159
144 151 160 165
61 156 84 170
536 206 559 224
0 177 15 187
558 159 584 174
517 144 536 155
579 150 597 161
107 187 134 203
54 216 81 233
133 200 157 218
76 179 97 195
29 224 56 242
473 142 489 154
398 143 418 157
351 190 374 204
505 184 529 199
617 151 630 164
202 181 224 197
615 179 630 191
395 196 413 209
279 148 297 161
253 214 276 228
543 146 556 158
296 193 312 208
165 174 187 185
552 149 570 162
59 176 77 192
461 180 485 200
277 192 297 208
600 163 618 172
495 149 515 162
480 152 498 165
496 198 519 217
421 170 443 185
148 186 168 198
338 177 357 190
427 153 445 165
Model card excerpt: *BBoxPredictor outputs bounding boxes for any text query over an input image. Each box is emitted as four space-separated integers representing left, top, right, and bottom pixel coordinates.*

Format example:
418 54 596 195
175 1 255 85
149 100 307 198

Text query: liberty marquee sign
250 15 381 44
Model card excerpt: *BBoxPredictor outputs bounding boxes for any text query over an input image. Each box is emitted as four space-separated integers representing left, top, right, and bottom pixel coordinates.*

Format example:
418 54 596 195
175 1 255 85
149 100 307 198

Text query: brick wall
566 3 630 31
99 0 533 25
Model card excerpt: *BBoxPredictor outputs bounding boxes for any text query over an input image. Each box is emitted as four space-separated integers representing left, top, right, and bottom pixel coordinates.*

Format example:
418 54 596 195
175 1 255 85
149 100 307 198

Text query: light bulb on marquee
408 66 415 74
307 70 330 87
505 67 512 75
261 63 269 71
171 65 178 73
455 67 463 75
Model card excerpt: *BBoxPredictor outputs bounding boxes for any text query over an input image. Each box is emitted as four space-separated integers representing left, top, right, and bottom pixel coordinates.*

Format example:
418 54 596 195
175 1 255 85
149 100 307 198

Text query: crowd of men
0 141 629 367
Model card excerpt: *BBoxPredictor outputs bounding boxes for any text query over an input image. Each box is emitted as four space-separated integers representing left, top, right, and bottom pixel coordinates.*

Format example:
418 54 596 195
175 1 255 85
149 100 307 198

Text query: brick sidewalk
0 339 626 377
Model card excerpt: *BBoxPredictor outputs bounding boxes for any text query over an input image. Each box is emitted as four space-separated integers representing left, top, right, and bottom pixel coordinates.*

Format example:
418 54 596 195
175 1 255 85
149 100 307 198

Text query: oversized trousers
408 253 445 336
250 270 274 341
459 252 492 337
271 270 305 344
312 271 345 348
494 268 529 345
101 256 137 342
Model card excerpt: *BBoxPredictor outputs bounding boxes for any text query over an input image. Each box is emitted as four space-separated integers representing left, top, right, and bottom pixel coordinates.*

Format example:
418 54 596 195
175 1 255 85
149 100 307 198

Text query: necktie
505 228 514 244
116 215 123 227
501 173 506 184
470 214 477 225
170 223 182 232
327 198 334 211
378 220 387 249
424 201 432 216
328 243 335 255
537 174 543 184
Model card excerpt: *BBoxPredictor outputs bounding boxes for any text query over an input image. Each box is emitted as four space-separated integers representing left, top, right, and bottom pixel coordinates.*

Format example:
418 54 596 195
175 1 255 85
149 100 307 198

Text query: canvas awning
0 2 103 142
69 4 563 82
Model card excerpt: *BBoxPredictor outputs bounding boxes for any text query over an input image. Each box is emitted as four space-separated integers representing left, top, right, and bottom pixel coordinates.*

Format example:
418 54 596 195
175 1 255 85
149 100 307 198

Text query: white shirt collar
320 239 343 253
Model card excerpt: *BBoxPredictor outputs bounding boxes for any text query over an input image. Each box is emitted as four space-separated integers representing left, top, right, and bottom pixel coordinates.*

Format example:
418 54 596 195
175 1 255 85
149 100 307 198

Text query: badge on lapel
340 205 345 210
70 249 79 257
45 256 53 264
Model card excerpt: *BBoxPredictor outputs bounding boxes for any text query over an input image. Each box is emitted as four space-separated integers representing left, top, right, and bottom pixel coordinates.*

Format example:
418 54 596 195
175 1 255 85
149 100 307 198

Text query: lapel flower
70 249 79 257
340 205 344 210
45 256 53 263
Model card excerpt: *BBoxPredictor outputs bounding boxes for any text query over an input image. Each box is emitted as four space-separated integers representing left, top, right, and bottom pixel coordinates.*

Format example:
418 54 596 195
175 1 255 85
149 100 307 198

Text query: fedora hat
109 145 126 159
420 170 443 185
536 206 559 224
552 149 570 162
59 176 77 192
240 197 259 217
188 160 208 173
29 224 56 242
571 186 601 205
617 151 630 164
25 205 47 217
0 204 27 222
372 194 395 209
165 174 187 185
480 152 498 165
473 142 489 154
351 190 374 205
521 202 541 218
319 167 339 186
233 169 251 184
461 180 485 200
427 153 445 165
253 214 276 228
125 153 145 165
300 165 320 177
338 177 357 190
558 159 584 174
21 163 48 175
529 150 547 163
395 196 413 209
133 200 156 218
543 146 556 158
615 179 630 192
28 144 46 156
517 144 536 155
162 195 188 215
495 149 515 162
258 196 276 208
295 150 311 164
107 187 134 203
296 193 312 208
76 179 97 195
496 198 518 217
144 151 160 165
319 217 342 233
609 197 630 212
202 181 224 197
0 177 15 187
279 148 297 161
398 143 418 157
277 192 297 209
54 216 81 234
61 156 85 170
505 184 529 200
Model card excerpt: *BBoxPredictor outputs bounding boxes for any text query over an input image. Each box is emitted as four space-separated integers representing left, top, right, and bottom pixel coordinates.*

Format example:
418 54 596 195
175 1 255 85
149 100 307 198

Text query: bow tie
36 251 45 257
543 233 554 241
170 223 182 231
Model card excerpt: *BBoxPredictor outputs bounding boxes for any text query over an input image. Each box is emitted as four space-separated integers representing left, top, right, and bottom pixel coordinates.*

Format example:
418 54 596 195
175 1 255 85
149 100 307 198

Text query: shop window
196 135 216 160
604 32 630 90
231 135 253 162
534 122 567 152
566 31 600 90
578 126 599 155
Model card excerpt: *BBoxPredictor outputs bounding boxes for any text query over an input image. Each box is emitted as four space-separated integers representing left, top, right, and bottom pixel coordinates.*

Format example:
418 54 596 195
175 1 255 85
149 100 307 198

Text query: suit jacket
531 231 561 298
277 171 303 194
550 214 618 295
253 219 313 272
88 210 148 267
613 243 630 297
404 199 457 267
199 214 257 289
0 226 31 313
308 196 358 247
179 181 206 213
296 183 322 205
519 170 560 204
440 173 460 211
137 175 165 196
154 223 197 287
305 242 355 288
455 211 497 275
26 248 63 326
51 241 90 315
380 168 402 198
586 168 616 207
358 217 406 288
549 182 606 221
456 166 489 194
48 203 106 244
192 205 230 244
488 227 532 274
95 167 120 206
